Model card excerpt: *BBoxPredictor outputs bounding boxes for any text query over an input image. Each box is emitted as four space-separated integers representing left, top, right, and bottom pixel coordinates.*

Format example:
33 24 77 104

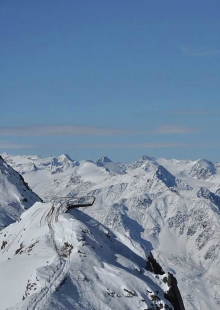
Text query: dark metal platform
52 196 95 209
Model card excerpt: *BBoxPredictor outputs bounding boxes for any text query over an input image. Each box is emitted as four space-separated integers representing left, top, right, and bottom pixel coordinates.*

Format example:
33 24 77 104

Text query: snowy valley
1 153 220 309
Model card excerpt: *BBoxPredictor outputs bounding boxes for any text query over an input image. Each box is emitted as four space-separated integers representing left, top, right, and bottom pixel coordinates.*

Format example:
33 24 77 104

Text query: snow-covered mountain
0 200 176 310
0 156 42 230
2 153 220 309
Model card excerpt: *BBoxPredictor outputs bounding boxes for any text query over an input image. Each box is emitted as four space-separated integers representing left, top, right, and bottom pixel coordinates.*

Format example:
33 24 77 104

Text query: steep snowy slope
2 153 220 309
0 156 42 230
0 201 174 310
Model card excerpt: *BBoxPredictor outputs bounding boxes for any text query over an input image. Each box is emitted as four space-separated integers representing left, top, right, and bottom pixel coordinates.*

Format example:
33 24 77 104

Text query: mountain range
1 152 220 309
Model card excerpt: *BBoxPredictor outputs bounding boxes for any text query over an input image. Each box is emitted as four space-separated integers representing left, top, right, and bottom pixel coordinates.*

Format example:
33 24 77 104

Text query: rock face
147 253 185 310
0 156 42 229
197 187 220 209
146 252 165 275
188 159 216 179
165 273 185 310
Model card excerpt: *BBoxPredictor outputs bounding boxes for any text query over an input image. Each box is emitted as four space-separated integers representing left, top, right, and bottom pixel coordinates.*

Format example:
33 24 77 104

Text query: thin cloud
180 46 220 56
0 124 198 137
2 141 219 150
0 125 128 137
65 142 193 149
43 141 220 149
155 125 198 134
166 110 220 115
190 50 220 56
0 141 32 149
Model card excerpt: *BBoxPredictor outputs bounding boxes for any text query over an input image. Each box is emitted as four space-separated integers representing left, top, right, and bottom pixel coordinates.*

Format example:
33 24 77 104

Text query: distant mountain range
1 152 220 309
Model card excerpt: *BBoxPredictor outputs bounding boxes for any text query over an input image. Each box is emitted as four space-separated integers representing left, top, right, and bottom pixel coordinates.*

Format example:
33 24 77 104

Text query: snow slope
0 156 42 230
2 153 220 309
0 201 173 310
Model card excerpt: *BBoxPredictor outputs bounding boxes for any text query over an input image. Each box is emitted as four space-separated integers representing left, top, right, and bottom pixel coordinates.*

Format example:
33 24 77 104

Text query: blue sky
1 0 220 163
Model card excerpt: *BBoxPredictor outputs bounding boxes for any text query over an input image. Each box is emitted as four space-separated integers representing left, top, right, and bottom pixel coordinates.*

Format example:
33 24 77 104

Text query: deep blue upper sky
1 0 220 162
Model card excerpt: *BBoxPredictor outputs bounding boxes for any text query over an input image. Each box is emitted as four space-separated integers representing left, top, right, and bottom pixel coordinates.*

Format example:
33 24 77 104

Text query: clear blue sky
1 0 220 162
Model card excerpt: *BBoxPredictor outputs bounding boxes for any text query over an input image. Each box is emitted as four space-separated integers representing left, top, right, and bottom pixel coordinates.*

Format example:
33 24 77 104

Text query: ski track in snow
25 205 69 310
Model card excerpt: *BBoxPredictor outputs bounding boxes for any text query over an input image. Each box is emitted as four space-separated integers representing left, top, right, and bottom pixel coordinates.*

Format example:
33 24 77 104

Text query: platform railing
51 196 95 209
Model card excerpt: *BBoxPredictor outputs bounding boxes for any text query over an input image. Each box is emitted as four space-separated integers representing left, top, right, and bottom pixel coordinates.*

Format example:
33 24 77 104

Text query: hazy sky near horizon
1 0 220 163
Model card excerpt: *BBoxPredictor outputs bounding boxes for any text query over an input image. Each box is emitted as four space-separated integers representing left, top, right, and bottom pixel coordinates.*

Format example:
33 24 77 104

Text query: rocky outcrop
146 252 165 275
188 159 216 179
164 273 185 310
197 187 220 209
146 253 185 310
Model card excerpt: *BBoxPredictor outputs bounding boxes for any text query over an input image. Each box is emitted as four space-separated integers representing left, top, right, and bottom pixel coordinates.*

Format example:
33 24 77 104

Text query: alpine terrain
1 152 220 309
0 156 42 230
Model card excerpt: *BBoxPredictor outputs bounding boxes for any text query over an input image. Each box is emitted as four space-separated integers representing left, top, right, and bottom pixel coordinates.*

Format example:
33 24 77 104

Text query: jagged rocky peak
58 153 79 167
58 153 73 162
141 154 156 161
127 154 157 171
27 161 38 171
49 154 79 174
97 156 112 164
138 155 157 166
96 156 126 175
188 158 216 179
197 187 220 208
197 187 213 199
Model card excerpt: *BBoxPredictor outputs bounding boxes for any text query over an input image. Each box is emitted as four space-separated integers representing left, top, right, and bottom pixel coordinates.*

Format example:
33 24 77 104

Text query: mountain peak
141 155 155 161
98 156 112 163
188 158 216 179
58 154 72 162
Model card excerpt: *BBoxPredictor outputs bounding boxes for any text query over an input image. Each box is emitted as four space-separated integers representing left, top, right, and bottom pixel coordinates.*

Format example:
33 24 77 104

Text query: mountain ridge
0 155 42 230
2 152 220 309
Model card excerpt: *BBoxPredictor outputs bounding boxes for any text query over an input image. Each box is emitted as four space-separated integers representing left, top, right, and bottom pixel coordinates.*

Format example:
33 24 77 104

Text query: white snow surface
0 201 172 310
2 153 220 309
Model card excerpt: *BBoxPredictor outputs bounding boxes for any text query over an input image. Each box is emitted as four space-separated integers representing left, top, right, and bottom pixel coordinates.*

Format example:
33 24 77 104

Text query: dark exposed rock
146 252 165 275
146 254 185 309
167 211 188 235
197 187 220 209
164 272 185 310
188 159 216 179
97 156 112 165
